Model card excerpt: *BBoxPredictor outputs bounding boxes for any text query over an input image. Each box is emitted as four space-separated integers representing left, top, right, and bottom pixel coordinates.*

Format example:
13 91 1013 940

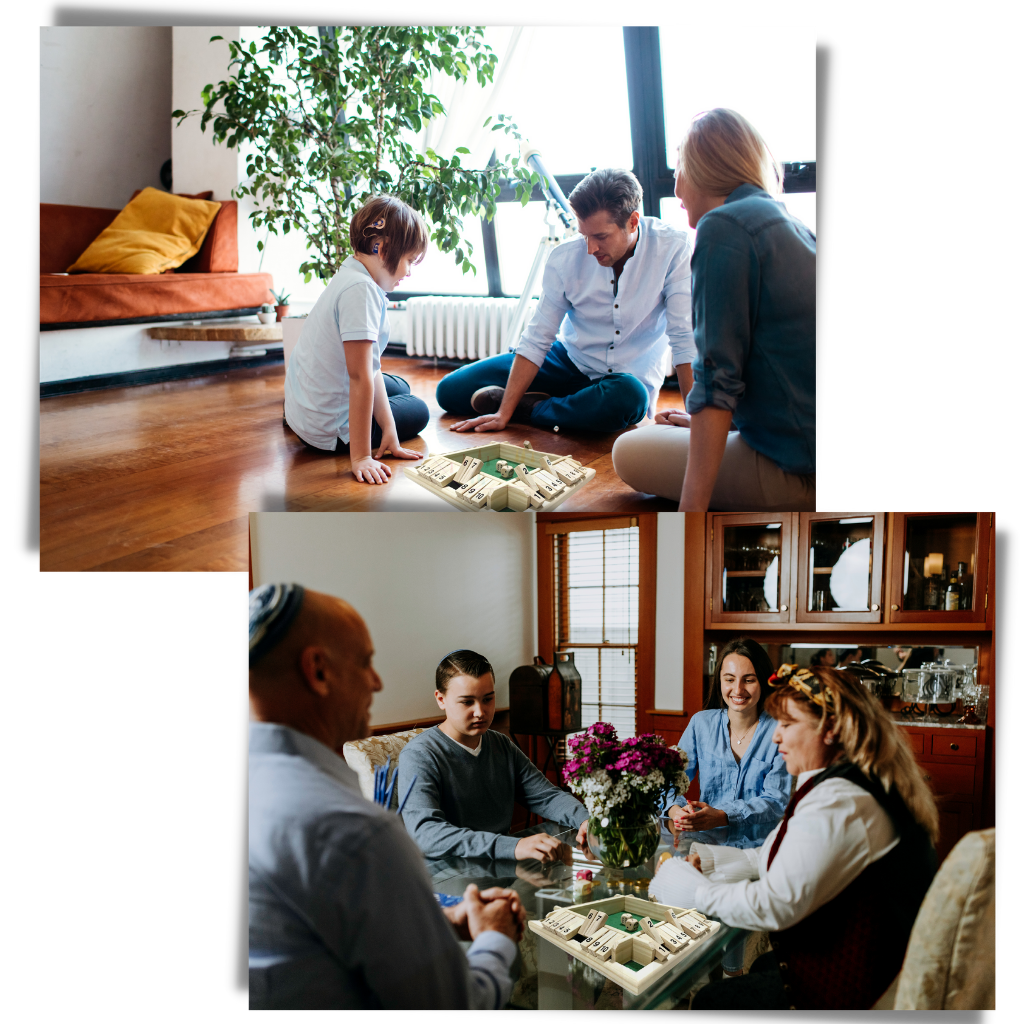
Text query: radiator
405 296 538 361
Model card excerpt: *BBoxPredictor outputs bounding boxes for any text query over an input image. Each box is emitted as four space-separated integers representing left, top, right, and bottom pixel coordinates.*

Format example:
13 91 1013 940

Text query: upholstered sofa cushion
41 198 239 276
67 188 222 275
342 728 427 808
893 828 995 1010
40 271 274 326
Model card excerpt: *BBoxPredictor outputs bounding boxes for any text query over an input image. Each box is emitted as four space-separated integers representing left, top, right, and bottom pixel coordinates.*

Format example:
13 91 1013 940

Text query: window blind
554 525 640 738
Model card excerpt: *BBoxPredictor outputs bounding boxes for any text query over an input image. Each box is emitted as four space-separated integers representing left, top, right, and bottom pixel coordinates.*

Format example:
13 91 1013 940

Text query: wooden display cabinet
705 514 793 626
885 513 992 624
898 723 986 863
795 513 886 624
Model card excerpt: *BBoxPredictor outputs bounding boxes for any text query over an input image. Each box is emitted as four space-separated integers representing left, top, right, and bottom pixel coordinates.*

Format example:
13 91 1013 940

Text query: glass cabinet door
707 514 793 624
795 513 885 623
887 513 991 623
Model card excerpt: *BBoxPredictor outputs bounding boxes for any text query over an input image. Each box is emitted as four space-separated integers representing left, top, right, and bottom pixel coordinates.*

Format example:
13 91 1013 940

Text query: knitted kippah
249 583 305 666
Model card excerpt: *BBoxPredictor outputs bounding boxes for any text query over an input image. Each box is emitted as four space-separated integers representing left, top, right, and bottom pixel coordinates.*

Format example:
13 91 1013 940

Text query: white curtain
421 28 533 167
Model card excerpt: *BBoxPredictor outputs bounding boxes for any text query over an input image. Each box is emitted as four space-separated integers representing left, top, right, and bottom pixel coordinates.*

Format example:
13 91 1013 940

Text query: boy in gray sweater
399 650 589 860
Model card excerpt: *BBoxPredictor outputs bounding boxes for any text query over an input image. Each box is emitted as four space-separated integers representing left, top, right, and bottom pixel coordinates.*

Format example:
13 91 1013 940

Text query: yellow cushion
67 187 222 274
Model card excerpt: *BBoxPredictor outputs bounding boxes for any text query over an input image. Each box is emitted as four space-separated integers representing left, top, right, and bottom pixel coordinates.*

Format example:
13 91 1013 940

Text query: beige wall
40 27 172 208
250 512 538 726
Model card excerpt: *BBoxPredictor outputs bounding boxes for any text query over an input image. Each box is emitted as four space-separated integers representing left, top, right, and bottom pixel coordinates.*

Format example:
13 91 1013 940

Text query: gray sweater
398 726 588 859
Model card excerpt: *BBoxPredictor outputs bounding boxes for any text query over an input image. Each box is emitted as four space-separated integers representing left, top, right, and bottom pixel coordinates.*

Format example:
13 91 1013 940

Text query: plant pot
586 815 661 869
275 304 291 322
257 311 276 324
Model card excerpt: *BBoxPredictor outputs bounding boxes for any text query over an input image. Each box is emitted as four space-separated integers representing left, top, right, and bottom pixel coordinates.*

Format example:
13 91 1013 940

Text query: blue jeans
435 341 649 433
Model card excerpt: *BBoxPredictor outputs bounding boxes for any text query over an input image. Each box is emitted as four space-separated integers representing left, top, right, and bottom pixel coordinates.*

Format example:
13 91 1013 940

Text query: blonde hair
677 108 783 198
765 667 940 845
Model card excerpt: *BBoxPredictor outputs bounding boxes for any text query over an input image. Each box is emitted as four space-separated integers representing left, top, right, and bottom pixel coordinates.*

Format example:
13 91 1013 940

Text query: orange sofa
40 198 274 329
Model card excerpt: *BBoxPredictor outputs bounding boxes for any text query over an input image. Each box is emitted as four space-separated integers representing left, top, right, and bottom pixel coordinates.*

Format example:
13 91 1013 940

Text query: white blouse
649 768 898 932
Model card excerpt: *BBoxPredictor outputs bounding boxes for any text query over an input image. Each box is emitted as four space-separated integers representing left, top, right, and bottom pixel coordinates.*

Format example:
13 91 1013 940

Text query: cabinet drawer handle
780 604 788 612
950 743 959 751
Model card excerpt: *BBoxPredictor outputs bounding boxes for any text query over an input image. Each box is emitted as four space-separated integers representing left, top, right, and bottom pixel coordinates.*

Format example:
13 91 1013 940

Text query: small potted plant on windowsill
270 287 291 322
257 302 276 324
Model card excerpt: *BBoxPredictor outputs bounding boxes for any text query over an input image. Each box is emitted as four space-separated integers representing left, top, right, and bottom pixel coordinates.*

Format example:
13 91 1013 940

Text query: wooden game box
404 441 595 511
528 894 721 997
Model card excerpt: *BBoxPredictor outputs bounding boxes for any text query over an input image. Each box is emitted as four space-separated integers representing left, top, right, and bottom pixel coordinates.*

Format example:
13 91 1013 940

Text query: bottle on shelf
924 563 944 610
957 561 971 610
944 565 960 611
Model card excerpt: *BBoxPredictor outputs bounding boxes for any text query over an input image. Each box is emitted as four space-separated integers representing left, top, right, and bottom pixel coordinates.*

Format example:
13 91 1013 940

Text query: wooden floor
40 355 679 571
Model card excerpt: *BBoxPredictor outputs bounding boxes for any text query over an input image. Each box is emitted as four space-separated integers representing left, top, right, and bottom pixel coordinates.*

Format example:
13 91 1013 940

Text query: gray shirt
398 726 589 859
248 723 516 1009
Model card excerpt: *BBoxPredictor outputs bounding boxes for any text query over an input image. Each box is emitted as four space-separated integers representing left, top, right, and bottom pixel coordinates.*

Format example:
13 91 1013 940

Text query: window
555 525 640 736
537 515 657 742
658 25 816 168
407 216 489 296
659 191 817 242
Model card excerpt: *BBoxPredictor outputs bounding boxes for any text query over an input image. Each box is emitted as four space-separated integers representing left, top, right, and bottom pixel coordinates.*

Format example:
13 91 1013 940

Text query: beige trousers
611 424 816 511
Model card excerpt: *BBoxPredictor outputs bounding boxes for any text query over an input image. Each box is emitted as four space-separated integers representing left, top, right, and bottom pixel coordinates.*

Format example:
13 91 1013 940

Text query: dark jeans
434 341 649 432
691 950 789 1010
294 373 430 452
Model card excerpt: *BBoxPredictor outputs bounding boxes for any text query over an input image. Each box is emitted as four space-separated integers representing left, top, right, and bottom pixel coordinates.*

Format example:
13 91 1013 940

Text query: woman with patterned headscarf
650 664 939 1010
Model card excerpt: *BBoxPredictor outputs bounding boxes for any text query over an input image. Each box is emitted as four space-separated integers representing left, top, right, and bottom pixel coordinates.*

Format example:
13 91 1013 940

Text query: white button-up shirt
649 768 898 932
514 217 695 410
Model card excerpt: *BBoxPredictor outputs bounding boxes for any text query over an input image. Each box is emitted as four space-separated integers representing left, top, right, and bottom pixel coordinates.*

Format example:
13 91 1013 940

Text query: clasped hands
443 883 526 943
666 801 729 837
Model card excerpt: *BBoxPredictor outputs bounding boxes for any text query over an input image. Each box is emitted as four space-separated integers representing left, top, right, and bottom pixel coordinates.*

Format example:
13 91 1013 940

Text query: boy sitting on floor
399 650 589 861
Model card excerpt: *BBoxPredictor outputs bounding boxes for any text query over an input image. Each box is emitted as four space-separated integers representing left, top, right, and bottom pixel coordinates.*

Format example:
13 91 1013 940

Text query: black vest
770 760 937 1010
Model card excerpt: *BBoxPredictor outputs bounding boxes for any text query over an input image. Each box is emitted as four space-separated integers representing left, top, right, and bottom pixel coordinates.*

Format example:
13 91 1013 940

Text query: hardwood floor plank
40 355 682 570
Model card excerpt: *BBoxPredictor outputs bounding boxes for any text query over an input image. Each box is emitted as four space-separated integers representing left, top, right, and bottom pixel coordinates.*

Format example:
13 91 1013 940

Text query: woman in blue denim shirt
612 108 815 512
665 637 789 975
665 638 789 832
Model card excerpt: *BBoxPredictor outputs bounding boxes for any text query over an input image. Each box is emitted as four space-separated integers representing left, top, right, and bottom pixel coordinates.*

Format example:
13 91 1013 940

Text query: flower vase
586 815 661 869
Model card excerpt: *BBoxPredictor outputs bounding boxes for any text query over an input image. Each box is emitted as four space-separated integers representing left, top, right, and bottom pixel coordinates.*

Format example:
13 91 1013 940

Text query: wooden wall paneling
634 514 659 735
978 509 995 823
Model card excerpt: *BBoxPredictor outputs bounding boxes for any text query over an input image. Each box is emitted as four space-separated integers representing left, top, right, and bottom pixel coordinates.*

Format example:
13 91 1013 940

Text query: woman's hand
373 434 423 462
654 408 691 427
350 456 392 484
677 801 729 831
575 819 590 849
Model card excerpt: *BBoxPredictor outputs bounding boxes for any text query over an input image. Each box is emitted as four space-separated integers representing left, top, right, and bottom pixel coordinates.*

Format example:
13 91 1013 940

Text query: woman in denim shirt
613 108 815 512
666 638 789 831
665 637 789 974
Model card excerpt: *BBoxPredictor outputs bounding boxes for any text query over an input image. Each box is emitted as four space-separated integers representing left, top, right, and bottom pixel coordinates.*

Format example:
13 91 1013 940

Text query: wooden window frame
536 513 657 737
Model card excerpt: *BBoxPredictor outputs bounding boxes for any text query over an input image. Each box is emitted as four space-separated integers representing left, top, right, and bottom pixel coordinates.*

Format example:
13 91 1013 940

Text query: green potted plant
269 287 291 321
174 26 538 285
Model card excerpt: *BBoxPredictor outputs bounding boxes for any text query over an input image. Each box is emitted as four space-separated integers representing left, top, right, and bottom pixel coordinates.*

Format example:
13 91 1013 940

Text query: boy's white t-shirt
284 256 389 449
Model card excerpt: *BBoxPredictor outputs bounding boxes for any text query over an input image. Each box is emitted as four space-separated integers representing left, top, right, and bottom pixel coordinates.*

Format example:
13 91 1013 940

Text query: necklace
731 717 758 749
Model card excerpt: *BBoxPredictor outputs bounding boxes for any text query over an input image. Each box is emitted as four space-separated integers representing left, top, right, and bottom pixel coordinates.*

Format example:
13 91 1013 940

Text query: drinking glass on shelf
976 685 990 722
813 590 825 612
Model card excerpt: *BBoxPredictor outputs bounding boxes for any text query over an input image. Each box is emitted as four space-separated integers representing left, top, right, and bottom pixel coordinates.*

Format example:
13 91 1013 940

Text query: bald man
248 584 524 1010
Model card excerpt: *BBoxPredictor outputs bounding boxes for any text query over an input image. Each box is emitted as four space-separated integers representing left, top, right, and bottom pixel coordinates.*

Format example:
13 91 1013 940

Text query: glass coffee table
423 816 777 1010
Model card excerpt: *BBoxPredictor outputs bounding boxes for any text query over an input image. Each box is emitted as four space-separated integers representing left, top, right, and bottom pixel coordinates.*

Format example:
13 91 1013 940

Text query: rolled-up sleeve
685 217 759 415
662 240 696 366
513 258 572 368
663 717 698 813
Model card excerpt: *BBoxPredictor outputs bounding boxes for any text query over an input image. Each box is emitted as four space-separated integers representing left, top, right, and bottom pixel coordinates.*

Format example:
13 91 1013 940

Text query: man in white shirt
438 168 695 434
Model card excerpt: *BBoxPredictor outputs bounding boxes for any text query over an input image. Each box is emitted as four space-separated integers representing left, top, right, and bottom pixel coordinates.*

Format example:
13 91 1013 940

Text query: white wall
250 512 537 726
655 512 685 710
40 27 172 208
170 26 326 306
